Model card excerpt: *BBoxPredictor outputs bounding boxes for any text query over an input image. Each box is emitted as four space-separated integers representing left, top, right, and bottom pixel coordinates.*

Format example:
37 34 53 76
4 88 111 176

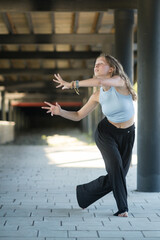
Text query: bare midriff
108 116 134 129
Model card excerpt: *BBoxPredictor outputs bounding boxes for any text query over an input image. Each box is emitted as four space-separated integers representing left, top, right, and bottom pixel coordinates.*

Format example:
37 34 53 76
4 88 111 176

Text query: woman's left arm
53 74 124 89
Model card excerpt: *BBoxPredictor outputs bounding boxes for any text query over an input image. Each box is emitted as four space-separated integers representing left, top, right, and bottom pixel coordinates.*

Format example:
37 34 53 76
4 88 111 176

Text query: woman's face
94 57 113 77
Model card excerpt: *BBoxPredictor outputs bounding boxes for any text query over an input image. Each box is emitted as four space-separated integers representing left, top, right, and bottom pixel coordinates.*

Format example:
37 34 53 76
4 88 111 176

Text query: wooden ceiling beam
94 12 104 33
2 12 17 34
5 83 86 97
0 68 93 76
51 12 55 34
0 33 114 45
72 12 79 33
26 12 34 34
0 51 101 59
0 0 137 12
5 82 46 91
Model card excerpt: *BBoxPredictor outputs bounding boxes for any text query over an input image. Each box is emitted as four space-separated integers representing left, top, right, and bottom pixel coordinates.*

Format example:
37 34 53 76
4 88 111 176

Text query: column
137 0 160 191
114 9 134 83
1 90 6 120
8 100 13 121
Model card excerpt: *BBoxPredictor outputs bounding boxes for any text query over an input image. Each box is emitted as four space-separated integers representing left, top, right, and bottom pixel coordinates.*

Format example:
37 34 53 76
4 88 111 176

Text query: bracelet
75 80 79 89
71 81 74 89
71 80 80 95
74 88 80 95
74 80 80 95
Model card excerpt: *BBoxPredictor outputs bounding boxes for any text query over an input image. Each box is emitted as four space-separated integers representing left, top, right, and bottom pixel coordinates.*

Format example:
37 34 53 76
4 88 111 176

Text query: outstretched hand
41 101 61 116
53 73 70 90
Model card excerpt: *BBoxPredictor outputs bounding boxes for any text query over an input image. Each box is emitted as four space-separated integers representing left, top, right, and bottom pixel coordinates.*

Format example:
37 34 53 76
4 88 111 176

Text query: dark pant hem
76 185 86 209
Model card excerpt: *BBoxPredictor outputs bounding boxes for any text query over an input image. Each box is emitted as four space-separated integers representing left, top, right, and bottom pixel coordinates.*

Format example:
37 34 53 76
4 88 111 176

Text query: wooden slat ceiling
0 0 137 102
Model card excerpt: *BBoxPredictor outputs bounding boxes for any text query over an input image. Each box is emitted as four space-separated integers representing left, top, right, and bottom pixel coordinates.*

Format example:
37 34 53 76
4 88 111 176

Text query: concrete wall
0 121 15 144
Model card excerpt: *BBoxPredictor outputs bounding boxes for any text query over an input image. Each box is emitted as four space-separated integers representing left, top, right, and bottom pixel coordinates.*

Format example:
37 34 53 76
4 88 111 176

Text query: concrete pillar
15 108 21 131
13 107 18 130
1 90 6 120
21 112 25 129
8 100 13 121
137 0 160 191
114 9 134 83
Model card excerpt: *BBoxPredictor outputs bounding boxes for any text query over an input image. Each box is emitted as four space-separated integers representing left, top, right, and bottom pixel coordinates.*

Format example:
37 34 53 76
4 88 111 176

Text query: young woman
42 54 137 217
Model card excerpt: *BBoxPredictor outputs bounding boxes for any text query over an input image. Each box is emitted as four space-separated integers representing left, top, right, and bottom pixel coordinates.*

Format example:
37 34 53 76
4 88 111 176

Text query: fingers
44 101 52 107
52 73 68 91
62 86 69 90
54 73 61 80
41 107 50 109
53 73 63 85
53 79 62 88
54 73 58 79
53 79 59 83
41 101 56 117
57 73 62 79
53 80 62 86
56 84 62 88
56 102 60 107
47 110 54 116
41 107 52 113
54 73 62 79
42 107 54 116
42 103 52 112
42 107 53 115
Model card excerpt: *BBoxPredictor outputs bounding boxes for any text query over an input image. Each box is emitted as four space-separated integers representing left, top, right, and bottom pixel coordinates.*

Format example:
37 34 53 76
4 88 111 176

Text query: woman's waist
98 117 135 135
108 116 134 129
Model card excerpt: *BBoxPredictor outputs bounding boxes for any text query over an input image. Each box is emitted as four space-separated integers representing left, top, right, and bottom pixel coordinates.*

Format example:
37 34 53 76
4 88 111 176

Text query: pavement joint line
96 230 100 238
0 130 160 239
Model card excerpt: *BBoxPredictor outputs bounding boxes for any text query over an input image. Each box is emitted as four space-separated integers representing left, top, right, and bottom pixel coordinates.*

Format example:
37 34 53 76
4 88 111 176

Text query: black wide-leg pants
76 117 135 213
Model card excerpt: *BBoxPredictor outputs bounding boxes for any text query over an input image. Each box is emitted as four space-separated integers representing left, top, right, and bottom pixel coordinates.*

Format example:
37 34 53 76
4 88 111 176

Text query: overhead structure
0 0 138 96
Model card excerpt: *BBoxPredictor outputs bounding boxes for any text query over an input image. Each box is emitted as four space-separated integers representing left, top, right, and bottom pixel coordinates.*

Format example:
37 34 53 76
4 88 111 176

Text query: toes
118 212 128 217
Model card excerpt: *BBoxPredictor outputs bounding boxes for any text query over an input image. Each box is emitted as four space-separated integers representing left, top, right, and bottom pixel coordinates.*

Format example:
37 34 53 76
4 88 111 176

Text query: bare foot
118 212 128 217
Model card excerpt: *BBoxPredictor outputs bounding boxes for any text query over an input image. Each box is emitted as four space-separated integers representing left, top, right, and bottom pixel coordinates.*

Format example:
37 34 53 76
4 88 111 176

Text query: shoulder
113 75 129 93
101 75 125 88
112 75 125 86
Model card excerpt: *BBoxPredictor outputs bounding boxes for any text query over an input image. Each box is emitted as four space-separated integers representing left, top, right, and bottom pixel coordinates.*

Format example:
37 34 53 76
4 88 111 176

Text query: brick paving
0 131 160 240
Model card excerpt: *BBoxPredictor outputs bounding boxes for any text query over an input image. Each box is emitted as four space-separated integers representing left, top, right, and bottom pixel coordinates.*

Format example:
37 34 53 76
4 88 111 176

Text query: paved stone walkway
0 130 160 240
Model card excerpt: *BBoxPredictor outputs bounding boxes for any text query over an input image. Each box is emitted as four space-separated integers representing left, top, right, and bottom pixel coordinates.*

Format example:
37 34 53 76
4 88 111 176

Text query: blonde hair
98 53 137 101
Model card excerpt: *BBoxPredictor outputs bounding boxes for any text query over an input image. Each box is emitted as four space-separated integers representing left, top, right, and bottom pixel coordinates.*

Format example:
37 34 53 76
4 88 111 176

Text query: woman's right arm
42 90 99 121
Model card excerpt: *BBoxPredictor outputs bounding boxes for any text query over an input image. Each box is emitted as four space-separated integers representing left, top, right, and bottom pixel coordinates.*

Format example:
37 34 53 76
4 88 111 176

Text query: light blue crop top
99 87 134 123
